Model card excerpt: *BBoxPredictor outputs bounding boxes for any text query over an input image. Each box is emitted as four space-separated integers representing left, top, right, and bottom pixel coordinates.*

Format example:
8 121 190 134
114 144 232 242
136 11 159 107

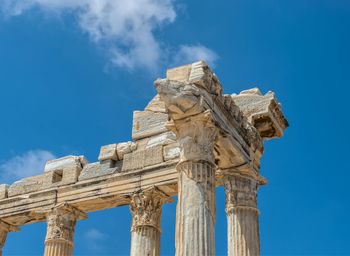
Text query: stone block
8 175 44 197
122 146 164 172
132 110 168 140
116 141 137 160
163 144 181 161
0 184 9 199
146 132 176 149
43 155 88 188
79 161 122 181
98 143 118 161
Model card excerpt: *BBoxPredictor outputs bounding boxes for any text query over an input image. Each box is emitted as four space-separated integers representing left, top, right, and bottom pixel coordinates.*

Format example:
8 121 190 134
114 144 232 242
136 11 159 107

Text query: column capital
0 220 19 252
223 175 259 214
168 110 219 165
45 202 87 244
0 220 19 233
130 187 173 232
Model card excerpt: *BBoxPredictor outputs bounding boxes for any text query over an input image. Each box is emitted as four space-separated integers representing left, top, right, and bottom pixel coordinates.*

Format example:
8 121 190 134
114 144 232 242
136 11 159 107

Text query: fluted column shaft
0 220 19 256
129 187 172 256
171 112 218 256
176 160 216 256
224 175 260 256
44 203 87 256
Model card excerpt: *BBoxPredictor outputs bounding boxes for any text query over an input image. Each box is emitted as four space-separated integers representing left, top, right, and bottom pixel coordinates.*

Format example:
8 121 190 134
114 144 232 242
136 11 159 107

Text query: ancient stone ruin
0 61 288 256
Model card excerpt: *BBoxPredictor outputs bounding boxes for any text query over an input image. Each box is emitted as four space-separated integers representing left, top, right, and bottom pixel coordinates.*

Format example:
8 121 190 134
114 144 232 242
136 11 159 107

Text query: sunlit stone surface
0 61 288 256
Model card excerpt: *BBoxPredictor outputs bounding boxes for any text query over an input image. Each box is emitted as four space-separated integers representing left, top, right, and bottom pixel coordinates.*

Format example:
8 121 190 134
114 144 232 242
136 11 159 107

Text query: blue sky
0 0 350 255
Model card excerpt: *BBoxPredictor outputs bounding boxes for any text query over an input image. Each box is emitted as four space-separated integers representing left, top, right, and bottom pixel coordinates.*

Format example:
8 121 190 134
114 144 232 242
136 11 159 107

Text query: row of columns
0 175 260 256
0 114 261 256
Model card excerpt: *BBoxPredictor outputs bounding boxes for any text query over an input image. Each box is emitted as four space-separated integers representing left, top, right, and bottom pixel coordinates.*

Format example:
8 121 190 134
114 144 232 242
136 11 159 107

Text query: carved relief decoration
45 203 87 243
169 111 218 164
130 187 172 232
224 175 258 214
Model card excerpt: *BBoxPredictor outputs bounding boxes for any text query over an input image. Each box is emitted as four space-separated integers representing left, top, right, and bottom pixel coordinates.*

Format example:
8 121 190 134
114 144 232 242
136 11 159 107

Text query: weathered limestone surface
0 61 288 256
231 88 289 139
0 220 19 256
129 187 172 256
223 174 260 256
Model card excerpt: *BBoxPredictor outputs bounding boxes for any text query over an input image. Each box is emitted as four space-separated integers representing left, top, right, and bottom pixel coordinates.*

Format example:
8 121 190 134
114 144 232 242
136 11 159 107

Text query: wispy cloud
173 44 219 67
84 228 108 251
0 149 55 183
0 0 218 71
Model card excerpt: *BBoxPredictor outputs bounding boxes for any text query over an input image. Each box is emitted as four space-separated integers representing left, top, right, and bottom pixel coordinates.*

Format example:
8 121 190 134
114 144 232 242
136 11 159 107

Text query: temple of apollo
0 61 288 256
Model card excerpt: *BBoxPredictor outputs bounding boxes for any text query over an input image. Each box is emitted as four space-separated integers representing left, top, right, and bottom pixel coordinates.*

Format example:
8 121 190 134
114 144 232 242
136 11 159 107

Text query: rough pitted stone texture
43 155 88 188
122 146 164 172
98 143 118 161
231 88 289 138
8 175 44 197
0 185 8 200
116 141 137 160
146 132 176 149
145 95 167 113
78 161 123 181
132 111 168 140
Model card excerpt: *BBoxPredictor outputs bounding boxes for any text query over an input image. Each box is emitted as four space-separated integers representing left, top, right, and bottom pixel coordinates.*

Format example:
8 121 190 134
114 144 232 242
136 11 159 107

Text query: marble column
173 112 218 256
224 175 260 256
129 187 172 256
0 220 19 256
44 203 87 256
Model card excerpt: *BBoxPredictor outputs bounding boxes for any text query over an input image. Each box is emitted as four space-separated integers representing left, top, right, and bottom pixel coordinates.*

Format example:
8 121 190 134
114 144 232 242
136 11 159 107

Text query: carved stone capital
130 187 172 232
168 111 218 164
45 203 87 244
0 220 19 251
224 175 259 214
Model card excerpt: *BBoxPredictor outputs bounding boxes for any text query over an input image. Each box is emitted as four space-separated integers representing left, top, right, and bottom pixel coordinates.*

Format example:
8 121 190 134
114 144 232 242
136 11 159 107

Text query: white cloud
84 228 108 251
0 149 55 182
0 0 218 71
173 44 219 67
1 0 176 71
85 228 107 240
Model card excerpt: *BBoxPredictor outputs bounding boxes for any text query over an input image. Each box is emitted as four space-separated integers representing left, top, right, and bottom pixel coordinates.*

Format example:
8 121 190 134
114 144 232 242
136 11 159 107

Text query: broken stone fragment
43 155 88 188
163 144 180 161
146 132 176 149
116 141 137 160
166 60 223 95
98 143 118 161
0 184 9 199
44 155 87 172
231 88 289 139
145 94 167 113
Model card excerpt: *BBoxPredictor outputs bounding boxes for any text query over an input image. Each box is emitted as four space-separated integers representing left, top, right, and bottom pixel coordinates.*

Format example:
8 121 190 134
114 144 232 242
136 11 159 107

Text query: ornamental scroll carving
168 111 218 164
130 187 172 232
224 175 258 214
45 203 87 243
